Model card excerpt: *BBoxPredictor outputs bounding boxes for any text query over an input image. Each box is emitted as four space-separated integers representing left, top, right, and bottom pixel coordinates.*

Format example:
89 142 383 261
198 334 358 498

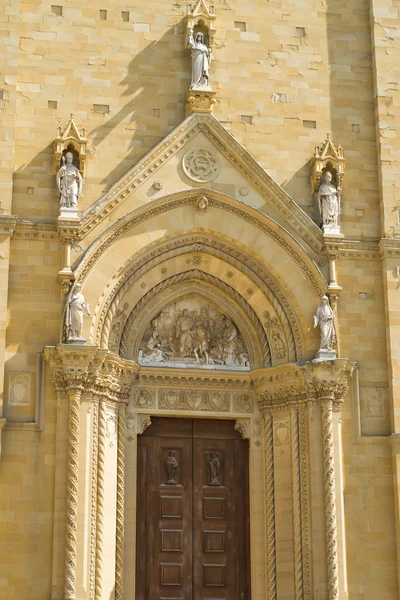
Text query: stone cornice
137 366 253 389
253 359 356 411
379 238 400 259
13 220 58 240
0 213 17 237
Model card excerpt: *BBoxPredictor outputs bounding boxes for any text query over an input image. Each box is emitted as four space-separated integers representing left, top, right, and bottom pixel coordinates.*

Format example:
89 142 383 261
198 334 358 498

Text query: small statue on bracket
313 295 337 360
65 283 91 342
57 152 83 210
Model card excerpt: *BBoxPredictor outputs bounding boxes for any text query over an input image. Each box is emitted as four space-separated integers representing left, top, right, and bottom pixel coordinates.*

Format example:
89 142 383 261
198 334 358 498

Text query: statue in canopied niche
187 28 213 90
57 151 83 209
317 171 339 228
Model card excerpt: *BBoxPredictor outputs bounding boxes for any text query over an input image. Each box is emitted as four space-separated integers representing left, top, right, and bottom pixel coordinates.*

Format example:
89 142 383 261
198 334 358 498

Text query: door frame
124 384 266 600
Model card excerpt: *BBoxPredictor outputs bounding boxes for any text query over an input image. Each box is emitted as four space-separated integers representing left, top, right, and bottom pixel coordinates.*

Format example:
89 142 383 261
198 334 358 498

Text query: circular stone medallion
182 147 220 183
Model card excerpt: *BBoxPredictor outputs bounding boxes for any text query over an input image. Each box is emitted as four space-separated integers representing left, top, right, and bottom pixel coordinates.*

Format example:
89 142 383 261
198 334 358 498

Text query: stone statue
187 29 213 90
142 327 165 363
318 171 339 228
57 152 83 209
66 283 91 341
165 450 178 484
208 452 220 486
175 309 194 357
314 295 336 351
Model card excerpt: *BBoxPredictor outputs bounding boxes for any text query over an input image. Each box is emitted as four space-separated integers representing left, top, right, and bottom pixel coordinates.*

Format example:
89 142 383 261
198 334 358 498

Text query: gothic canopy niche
137 296 250 370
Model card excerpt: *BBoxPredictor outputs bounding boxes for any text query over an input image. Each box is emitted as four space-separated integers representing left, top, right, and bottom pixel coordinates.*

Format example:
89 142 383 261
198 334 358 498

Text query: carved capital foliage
254 359 355 412
44 345 138 402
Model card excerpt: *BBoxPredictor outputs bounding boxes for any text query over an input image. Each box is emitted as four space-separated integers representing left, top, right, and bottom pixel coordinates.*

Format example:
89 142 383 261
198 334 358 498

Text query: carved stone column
262 410 277 600
115 402 126 600
95 399 106 600
320 395 339 600
289 407 303 600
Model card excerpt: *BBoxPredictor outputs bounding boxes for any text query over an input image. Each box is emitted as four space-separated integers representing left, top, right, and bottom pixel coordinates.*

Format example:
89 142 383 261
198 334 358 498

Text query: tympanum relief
139 299 250 370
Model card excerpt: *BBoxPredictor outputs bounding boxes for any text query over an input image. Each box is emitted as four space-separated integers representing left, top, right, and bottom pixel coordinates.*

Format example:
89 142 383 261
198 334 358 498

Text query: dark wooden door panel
136 417 250 600
137 432 193 600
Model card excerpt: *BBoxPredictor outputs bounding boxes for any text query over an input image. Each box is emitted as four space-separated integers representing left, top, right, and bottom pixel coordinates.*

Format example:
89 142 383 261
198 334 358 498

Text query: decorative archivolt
74 191 327 299
90 234 303 361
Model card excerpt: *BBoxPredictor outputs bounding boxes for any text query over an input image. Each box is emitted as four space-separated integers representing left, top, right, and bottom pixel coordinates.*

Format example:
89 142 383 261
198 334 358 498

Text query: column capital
44 345 139 401
253 359 355 412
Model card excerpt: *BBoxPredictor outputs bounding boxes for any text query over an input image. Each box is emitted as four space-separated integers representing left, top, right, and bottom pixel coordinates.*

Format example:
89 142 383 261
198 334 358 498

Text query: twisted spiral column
95 401 106 600
299 406 312 600
290 408 303 600
89 400 99 600
64 388 81 600
263 411 276 600
115 403 126 600
321 398 339 600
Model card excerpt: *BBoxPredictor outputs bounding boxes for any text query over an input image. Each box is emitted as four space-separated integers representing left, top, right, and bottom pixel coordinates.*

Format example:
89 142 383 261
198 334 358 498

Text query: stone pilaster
254 359 355 600
44 346 137 600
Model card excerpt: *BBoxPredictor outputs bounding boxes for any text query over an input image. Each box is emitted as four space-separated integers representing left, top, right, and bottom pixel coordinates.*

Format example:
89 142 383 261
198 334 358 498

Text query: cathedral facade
0 0 400 599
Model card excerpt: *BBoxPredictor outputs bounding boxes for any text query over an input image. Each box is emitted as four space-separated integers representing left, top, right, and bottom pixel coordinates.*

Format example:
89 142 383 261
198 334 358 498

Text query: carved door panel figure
136 418 250 600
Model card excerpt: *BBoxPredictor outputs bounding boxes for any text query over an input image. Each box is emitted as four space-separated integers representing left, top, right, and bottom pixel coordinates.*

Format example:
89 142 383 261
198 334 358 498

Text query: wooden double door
136 417 250 600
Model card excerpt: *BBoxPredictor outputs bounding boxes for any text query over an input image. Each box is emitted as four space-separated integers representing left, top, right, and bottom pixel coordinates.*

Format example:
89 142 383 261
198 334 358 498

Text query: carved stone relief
360 387 390 436
233 393 254 413
109 302 129 352
182 148 220 182
263 311 287 362
131 388 154 409
159 389 230 412
106 414 117 447
139 297 250 369
274 420 290 446
8 372 32 406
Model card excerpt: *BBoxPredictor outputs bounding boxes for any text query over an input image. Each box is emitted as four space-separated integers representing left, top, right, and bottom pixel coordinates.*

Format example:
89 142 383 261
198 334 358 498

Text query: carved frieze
159 389 230 412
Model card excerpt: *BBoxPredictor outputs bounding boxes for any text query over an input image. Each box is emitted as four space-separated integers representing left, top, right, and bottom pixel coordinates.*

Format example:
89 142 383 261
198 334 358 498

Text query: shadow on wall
281 161 319 224
90 21 190 191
